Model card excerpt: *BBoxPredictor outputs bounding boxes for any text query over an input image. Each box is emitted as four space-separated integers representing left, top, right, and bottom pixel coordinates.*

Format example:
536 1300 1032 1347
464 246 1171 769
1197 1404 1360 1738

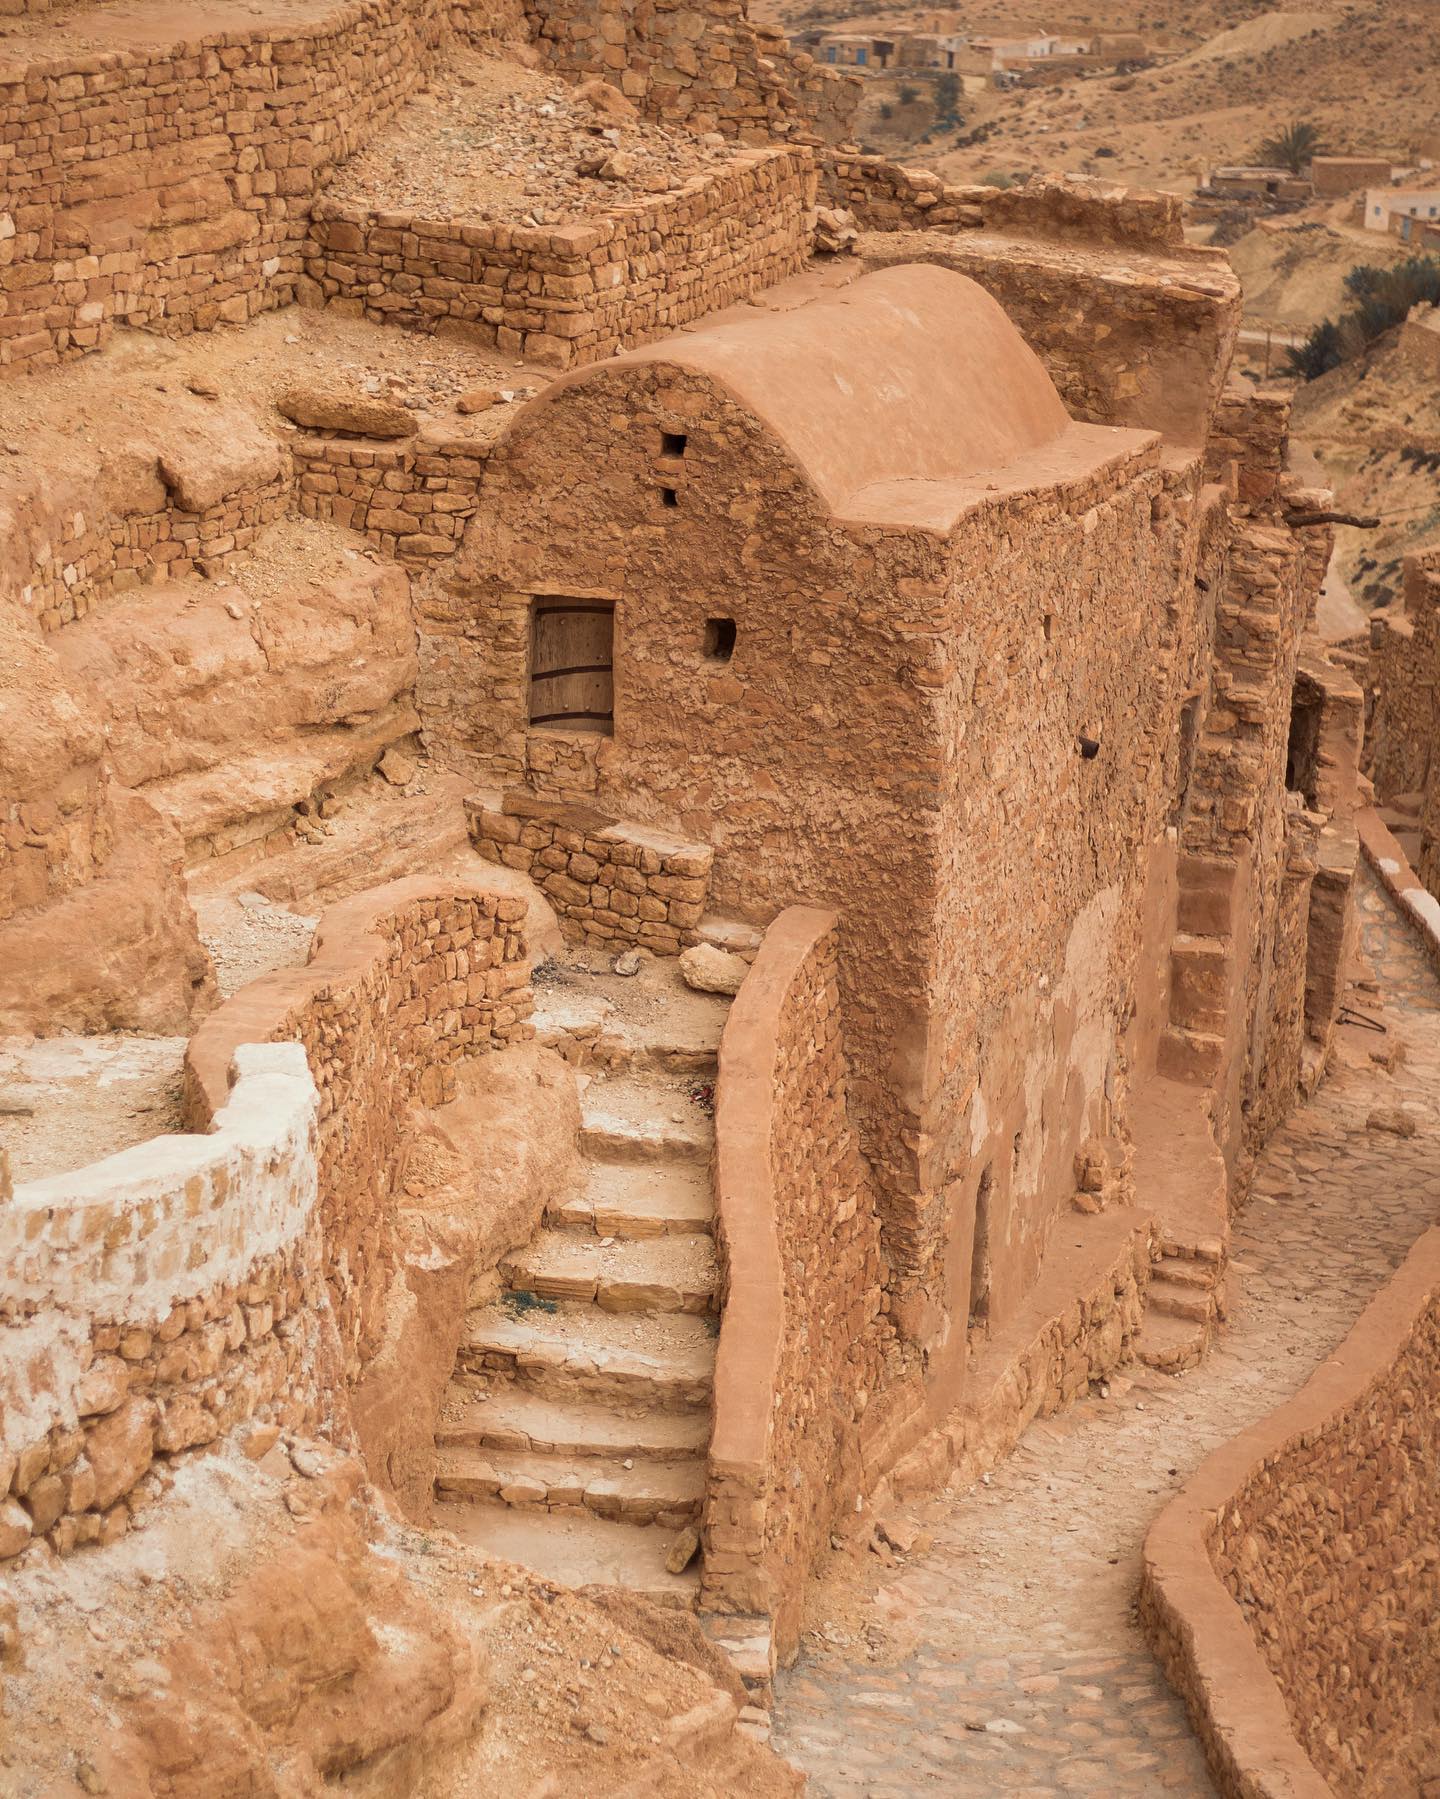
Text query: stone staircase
1157 853 1236 1087
1130 1075 1229 1376
432 951 733 1610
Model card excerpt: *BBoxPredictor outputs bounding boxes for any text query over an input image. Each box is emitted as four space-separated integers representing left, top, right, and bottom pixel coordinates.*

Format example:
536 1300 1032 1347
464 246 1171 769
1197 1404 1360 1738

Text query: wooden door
529 602 614 732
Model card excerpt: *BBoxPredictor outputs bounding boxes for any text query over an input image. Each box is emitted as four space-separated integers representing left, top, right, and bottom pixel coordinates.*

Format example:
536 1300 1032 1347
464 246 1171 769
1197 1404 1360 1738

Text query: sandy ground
0 1034 188 1184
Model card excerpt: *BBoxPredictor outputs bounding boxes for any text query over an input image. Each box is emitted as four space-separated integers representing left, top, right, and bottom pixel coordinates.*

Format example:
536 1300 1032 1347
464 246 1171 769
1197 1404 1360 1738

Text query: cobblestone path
773 869 1440 1797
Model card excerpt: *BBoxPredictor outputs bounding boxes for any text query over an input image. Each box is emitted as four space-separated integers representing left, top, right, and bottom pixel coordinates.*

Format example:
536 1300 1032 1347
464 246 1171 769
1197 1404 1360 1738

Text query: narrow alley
774 868 1440 1797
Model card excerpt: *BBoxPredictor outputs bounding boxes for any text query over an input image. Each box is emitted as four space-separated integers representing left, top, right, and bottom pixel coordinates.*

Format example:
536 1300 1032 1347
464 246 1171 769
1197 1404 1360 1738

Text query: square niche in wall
529 599 614 734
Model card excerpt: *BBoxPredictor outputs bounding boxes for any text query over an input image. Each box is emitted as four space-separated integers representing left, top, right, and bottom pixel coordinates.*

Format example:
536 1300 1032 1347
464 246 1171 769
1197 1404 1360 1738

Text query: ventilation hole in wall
1043 614 1055 642
661 431 688 457
703 617 736 661
1078 732 1101 760
661 486 680 509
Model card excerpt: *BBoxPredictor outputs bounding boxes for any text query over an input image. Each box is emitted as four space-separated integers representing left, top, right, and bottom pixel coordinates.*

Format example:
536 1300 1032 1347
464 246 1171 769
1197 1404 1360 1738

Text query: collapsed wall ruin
0 0 1426 1788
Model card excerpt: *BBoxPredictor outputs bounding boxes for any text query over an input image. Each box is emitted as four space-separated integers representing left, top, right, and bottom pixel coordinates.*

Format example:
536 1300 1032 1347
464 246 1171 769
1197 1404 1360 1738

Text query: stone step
702 1614 778 1710
434 1446 705 1527
1147 1275 1214 1325
458 1302 716 1408
1152 1255 1217 1291
501 1229 718 1314
1156 1025 1225 1085
580 1074 713 1165
1133 1310 1209 1375
433 1499 701 1610
547 1160 714 1239
695 914 764 962
438 1387 711 1463
1169 933 1230 1035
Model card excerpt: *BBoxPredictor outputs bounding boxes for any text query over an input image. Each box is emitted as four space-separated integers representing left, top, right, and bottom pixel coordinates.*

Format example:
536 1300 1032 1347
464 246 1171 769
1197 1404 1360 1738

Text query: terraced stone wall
0 0 448 371
304 146 814 369
0 1044 328 1568
704 909 885 1657
2 418 289 635
519 0 859 143
1142 1224 1440 1797
185 876 534 1377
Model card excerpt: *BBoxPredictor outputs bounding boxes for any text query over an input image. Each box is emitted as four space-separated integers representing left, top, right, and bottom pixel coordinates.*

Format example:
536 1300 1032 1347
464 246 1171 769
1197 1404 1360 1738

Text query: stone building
457 251 1361 1473
0 0 1397 1781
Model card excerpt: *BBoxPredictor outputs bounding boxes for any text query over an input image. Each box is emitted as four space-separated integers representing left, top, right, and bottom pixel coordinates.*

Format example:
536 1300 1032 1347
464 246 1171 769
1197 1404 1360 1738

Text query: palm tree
1259 121 1325 175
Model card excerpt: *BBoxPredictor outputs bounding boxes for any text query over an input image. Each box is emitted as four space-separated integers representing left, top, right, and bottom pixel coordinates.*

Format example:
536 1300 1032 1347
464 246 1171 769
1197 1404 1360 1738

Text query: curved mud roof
603 263 1145 529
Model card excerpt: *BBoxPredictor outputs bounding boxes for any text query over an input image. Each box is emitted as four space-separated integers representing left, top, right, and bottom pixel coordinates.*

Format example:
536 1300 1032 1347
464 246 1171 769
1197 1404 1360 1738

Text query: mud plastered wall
0 0 451 370
185 876 533 1378
305 146 814 369
0 1044 329 1567
1142 1225 1440 1798
915 451 1220 1372
704 909 885 1653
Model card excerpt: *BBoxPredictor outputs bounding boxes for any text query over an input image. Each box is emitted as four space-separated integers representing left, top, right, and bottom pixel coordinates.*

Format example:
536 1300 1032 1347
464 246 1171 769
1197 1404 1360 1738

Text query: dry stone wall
2 406 287 633
305 146 814 368
185 876 533 1376
468 791 712 954
826 160 1188 250
0 0 449 371
519 0 859 142
1142 1225 1440 1798
293 429 490 568
0 1044 328 1568
703 909 885 1656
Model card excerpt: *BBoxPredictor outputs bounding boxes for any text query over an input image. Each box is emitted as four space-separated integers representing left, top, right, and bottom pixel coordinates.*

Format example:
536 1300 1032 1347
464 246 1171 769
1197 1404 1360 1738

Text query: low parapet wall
701 907 884 1658
305 146 814 369
825 159 1188 249
1141 1224 1440 1797
0 1043 328 1565
185 875 534 1373
468 792 712 954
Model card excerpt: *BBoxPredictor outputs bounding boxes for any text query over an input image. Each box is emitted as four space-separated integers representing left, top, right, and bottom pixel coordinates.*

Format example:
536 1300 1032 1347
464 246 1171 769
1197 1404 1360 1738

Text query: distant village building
1364 185 1440 232
1311 155 1393 198
1204 166 1312 202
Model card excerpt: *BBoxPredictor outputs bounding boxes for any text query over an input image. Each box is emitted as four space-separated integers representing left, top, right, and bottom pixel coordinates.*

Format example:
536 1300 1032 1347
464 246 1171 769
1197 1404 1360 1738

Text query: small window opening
1285 676 1323 807
703 617 736 661
661 431 688 457
529 599 614 736
969 1166 993 1329
1078 732 1101 761
660 486 680 509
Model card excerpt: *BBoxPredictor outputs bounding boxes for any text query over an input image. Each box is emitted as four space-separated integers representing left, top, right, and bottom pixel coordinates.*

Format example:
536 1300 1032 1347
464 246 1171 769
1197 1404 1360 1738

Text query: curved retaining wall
0 1042 325 1564
185 874 533 1375
1141 1224 1440 1797
701 906 883 1656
